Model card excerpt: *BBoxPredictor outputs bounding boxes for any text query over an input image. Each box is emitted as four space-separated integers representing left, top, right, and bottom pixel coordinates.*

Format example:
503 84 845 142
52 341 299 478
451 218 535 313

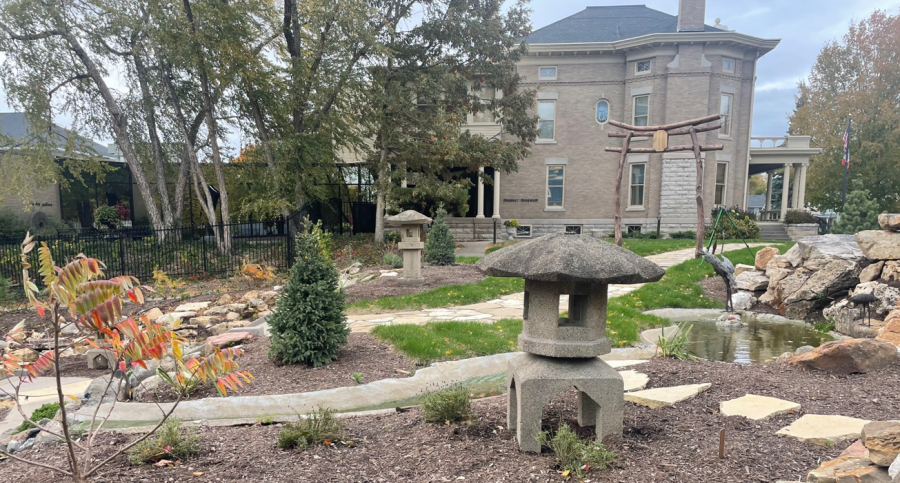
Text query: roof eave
526 32 781 56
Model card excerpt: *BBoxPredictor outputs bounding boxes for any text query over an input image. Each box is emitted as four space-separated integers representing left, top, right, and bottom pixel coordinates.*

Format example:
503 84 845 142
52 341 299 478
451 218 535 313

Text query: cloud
755 78 802 93
730 6 772 21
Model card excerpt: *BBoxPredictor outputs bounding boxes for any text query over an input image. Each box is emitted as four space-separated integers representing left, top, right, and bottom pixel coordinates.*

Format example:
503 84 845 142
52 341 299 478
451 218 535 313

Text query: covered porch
748 136 821 221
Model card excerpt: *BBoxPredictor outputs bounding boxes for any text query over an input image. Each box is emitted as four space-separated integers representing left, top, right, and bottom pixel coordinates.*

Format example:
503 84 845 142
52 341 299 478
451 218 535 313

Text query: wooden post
613 132 633 247
718 429 726 459
690 127 704 258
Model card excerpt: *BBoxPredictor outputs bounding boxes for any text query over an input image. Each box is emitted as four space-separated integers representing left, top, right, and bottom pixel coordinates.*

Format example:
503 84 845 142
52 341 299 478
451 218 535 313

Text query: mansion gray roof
526 5 723 44
0 112 113 158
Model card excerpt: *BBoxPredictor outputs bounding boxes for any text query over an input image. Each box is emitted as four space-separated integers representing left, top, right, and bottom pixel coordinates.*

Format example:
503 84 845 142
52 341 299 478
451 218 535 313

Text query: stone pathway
719 394 801 421
775 414 872 445
347 243 769 333
0 376 92 435
624 383 712 409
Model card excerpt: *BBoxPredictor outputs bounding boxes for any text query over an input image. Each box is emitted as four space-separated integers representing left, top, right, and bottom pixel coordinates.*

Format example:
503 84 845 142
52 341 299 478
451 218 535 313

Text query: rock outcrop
755 246 780 270
863 422 900 467
856 230 900 261
788 338 898 374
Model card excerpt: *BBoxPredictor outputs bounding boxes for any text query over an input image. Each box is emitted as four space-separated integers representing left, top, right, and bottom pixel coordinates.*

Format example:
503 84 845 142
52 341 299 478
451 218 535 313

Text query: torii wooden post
604 114 724 255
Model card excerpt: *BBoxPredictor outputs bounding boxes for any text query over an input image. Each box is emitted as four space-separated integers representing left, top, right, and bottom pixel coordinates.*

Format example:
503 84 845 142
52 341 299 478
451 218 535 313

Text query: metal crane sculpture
849 292 878 326
699 249 737 312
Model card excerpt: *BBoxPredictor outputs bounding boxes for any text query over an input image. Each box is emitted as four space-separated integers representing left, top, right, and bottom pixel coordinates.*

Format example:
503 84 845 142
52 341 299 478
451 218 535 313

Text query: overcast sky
2 0 899 145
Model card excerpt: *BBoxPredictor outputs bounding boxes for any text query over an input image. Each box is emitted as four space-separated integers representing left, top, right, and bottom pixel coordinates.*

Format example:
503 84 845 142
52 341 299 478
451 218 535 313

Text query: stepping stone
175 301 211 312
606 360 648 369
776 414 872 446
719 394 801 421
619 370 649 392
624 383 711 409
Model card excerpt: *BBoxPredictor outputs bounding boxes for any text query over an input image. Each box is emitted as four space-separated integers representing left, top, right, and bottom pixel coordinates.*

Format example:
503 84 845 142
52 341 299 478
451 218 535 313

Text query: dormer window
635 60 651 74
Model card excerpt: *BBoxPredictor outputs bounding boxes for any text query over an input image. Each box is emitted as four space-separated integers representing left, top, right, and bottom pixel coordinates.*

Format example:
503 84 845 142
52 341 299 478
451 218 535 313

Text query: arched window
596 99 610 124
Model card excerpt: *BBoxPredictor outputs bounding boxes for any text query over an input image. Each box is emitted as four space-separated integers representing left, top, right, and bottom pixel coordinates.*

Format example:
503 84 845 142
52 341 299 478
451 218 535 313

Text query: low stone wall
785 223 818 241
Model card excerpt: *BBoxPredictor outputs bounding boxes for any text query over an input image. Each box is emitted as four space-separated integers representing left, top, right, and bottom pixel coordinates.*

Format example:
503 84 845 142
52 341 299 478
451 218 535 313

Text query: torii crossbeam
604 113 724 256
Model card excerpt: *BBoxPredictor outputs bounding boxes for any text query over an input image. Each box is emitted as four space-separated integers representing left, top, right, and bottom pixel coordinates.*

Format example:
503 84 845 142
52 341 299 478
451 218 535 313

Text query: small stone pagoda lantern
385 210 433 286
476 233 664 452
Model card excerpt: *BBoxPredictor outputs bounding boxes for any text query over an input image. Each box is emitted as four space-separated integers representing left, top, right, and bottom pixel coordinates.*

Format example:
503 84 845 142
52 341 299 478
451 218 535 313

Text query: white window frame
719 93 734 138
595 99 610 125
628 163 646 208
471 87 495 124
546 164 565 209
715 162 728 205
538 66 557 80
515 224 533 238
635 60 651 75
537 100 556 141
632 95 650 127
723 58 736 73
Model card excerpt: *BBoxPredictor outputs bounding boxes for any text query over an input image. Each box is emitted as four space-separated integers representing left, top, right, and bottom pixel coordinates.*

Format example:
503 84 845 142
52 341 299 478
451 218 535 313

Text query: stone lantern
476 233 664 452
385 210 433 286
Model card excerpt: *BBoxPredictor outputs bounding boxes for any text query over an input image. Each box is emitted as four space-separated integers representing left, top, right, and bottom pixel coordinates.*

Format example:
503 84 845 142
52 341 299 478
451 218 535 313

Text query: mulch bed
7 357 900 481
698 276 780 315
344 264 485 304
138 333 417 402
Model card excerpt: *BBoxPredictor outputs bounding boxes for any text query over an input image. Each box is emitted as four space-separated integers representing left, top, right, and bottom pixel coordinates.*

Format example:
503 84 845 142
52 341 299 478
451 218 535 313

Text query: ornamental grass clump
268 226 348 367
538 423 616 478
277 407 345 450
424 208 455 266
126 418 199 465
421 385 472 423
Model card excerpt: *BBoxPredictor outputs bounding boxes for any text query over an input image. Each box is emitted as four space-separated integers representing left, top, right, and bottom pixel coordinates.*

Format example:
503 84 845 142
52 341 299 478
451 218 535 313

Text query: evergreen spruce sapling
832 179 881 234
268 230 348 367
424 208 455 266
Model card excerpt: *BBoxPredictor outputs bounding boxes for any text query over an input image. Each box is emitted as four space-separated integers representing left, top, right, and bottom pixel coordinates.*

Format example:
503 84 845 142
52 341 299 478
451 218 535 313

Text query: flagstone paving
619 370 650 392
719 394 801 421
775 414 872 445
624 382 712 409
0 376 92 435
346 243 769 333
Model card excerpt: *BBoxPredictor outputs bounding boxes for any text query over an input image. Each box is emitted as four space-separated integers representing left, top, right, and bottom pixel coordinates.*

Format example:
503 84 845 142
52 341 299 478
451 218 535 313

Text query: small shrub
424 208 455 266
421 385 472 423
383 253 403 268
537 423 616 478
656 322 696 361
832 179 880 234
126 418 200 465
152 268 186 299
268 227 348 367
668 230 696 240
15 402 59 432
239 258 276 288
384 231 402 244
783 210 818 225
503 219 520 228
814 319 835 333
277 407 345 450
351 372 365 384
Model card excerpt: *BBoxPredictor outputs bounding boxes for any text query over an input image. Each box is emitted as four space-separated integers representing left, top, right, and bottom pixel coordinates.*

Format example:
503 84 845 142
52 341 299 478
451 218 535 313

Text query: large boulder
778 259 866 319
856 231 900 261
880 214 900 232
807 456 874 483
861 262 886 283
789 338 898 374
736 270 769 291
877 310 900 347
755 247 780 270
863 421 900 467
852 282 900 316
798 234 866 262
824 299 870 336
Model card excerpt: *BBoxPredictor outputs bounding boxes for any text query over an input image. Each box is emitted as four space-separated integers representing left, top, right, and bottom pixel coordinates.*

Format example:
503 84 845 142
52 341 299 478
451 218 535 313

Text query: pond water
686 316 833 364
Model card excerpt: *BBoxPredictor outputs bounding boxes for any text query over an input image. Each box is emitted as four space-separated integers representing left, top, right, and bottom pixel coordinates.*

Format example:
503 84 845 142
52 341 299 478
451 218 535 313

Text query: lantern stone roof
385 210 432 225
476 233 665 284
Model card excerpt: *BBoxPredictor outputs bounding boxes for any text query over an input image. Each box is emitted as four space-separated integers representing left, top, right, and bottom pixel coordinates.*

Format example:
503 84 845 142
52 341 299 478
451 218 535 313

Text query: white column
764 170 773 212
492 169 501 219
476 166 485 218
780 164 791 221
791 164 801 209
798 164 808 209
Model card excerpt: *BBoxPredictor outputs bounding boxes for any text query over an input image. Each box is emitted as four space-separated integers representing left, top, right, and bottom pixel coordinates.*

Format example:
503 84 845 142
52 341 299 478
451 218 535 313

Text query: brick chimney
677 0 706 32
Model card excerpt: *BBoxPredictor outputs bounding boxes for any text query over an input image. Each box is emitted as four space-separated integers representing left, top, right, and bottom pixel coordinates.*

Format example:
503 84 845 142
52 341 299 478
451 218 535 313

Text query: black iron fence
0 222 293 286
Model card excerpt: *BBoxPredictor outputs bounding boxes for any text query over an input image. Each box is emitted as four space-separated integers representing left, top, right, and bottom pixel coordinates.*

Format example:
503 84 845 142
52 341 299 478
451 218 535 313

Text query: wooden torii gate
604 113 724 256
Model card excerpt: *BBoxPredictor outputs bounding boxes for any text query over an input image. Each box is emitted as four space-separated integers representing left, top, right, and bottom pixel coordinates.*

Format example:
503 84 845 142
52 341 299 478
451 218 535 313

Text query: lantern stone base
507 352 624 453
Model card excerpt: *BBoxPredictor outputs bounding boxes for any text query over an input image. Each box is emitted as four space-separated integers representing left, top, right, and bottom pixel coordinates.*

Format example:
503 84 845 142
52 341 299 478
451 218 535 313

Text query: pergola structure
605 113 724 254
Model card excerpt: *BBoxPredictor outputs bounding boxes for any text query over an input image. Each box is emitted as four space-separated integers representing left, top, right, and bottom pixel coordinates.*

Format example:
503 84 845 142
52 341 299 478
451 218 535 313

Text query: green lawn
370 242 796 361
346 276 524 313
455 256 480 264
484 237 772 258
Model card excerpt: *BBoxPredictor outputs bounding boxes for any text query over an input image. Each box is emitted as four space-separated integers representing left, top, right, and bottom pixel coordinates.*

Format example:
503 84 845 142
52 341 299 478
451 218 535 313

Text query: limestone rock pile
807 421 900 482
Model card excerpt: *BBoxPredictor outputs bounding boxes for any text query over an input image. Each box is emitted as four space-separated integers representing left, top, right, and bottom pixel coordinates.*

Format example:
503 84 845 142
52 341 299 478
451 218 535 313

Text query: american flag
841 118 852 168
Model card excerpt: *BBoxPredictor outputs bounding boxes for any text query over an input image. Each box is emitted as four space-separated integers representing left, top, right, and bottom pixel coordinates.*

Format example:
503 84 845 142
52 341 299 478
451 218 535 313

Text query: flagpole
841 163 848 210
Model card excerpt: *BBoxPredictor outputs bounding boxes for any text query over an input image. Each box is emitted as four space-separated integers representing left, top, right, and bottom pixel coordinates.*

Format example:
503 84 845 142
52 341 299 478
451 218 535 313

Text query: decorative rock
852 282 900 316
777 414 872 445
10 348 38 363
856 231 900 261
619 370 649 392
380 272 398 278
189 315 221 328
861 262 887 283
798 234 866 262
776 351 793 364
209 320 250 336
877 313 900 347
274 285 283 292
216 294 233 306
84 374 129 406
86 348 115 370
807 456 873 483
883 262 900 283
343 262 363 275
719 394 801 420
863 421 900 467
785 260 865 306
795 345 815 355
128 359 160 387
789 338 898 374
132 374 164 400
835 466 893 482
879 214 900 232
623 383 711 409
755 246 780 270
734 263 756 277
240 290 260 303
205 331 253 353
735 270 769 291
889 454 900 479
205 304 248 316
825 299 866 335
156 312 197 326
842 440 871 459
717 312 743 326
259 291 279 304
731 292 754 311
174 301 210 312
143 307 164 322
225 311 241 321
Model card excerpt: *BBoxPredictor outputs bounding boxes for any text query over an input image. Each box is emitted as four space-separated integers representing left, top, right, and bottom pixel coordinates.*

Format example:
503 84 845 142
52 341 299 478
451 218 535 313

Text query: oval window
596 100 610 124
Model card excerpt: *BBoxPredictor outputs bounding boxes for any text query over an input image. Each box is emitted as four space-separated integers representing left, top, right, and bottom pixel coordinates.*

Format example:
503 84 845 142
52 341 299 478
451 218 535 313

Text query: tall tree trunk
373 147 390 242
133 47 175 227
49 12 166 234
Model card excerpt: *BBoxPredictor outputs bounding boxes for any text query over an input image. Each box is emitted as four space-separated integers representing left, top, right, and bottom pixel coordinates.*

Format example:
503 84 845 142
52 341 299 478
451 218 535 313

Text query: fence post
117 233 125 278
202 230 209 274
